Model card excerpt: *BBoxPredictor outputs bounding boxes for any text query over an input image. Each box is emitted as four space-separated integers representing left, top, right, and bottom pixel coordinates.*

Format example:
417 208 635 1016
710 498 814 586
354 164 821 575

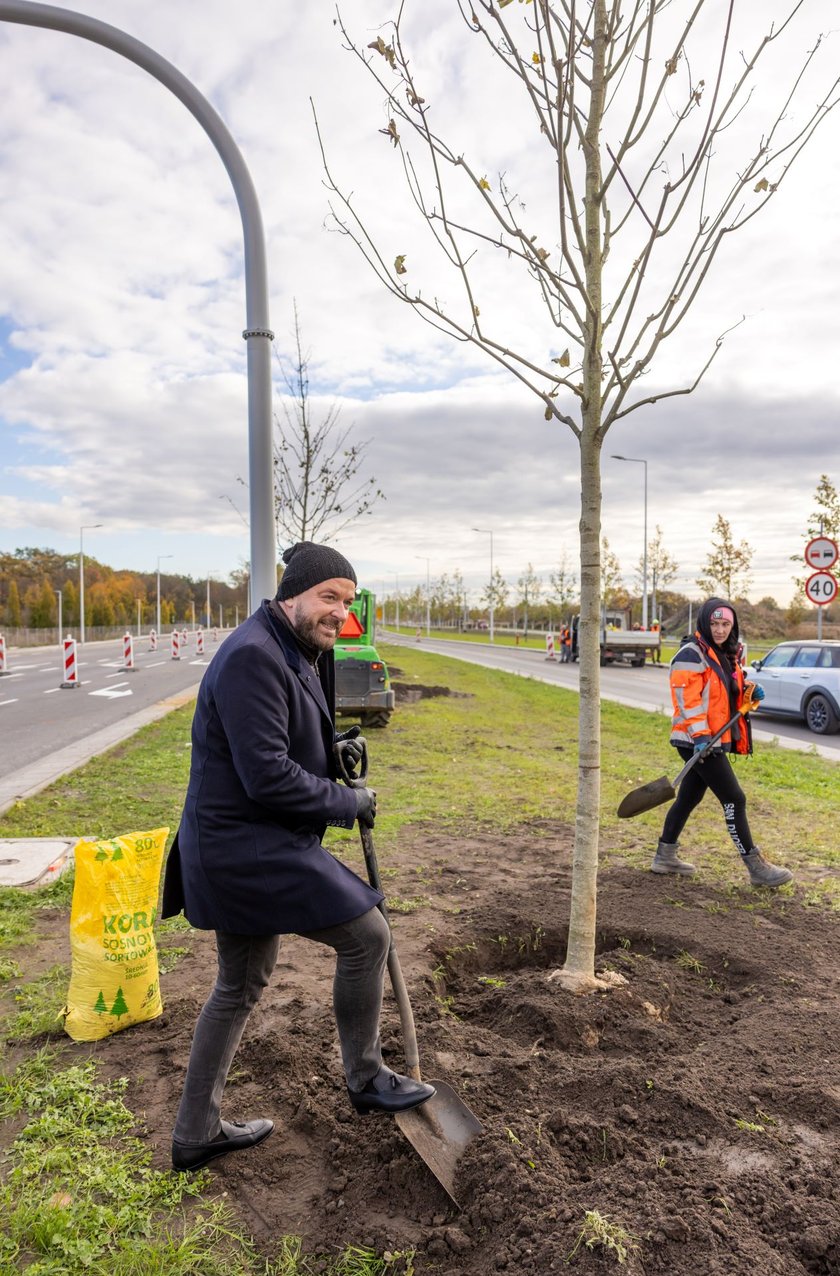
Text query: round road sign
804 571 838 606
805 536 839 570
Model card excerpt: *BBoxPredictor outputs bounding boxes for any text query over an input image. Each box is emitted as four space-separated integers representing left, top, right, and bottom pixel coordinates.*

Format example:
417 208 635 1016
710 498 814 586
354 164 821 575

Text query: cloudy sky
1 0 839 609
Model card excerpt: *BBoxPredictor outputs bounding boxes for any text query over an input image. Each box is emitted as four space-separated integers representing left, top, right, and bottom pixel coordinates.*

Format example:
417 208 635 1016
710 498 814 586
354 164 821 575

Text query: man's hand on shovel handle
355 787 377 828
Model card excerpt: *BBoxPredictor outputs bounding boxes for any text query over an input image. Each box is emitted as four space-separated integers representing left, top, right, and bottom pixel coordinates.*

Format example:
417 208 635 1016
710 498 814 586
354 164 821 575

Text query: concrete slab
0 837 77 888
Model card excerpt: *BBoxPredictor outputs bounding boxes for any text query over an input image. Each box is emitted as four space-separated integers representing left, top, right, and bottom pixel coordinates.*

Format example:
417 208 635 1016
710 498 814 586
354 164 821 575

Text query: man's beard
292 605 341 652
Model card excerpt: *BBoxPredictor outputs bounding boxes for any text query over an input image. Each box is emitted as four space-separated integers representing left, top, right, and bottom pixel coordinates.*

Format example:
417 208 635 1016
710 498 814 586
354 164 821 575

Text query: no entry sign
805 536 839 570
805 571 838 606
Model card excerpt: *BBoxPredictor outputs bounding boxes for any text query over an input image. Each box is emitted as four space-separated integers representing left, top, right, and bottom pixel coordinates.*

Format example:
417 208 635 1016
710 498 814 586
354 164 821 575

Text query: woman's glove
692 736 712 758
355 786 377 828
750 684 766 702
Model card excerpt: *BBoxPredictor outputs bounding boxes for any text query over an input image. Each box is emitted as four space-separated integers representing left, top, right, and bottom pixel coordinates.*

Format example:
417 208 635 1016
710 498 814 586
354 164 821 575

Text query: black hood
696 597 740 652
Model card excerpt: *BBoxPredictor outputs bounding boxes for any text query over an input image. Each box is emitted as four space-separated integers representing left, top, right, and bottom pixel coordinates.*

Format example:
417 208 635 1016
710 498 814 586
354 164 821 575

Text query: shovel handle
339 749 423 1083
672 697 753 787
335 738 369 788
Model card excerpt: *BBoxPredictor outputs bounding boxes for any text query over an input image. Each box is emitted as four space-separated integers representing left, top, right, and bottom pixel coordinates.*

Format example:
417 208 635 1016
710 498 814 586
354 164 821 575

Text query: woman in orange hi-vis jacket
651 598 793 888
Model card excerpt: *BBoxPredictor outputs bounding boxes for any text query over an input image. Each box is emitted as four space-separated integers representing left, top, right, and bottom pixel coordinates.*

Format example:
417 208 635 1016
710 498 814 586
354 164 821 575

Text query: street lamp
79 523 102 644
611 455 649 629
156 554 173 634
415 556 431 636
472 527 495 642
393 573 401 631
55 587 62 647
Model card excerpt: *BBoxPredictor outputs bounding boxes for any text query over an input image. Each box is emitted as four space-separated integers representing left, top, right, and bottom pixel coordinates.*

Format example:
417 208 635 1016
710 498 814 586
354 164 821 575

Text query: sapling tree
517 563 542 638
696 514 754 600
549 550 578 617
274 304 385 545
638 525 679 621
321 1 839 990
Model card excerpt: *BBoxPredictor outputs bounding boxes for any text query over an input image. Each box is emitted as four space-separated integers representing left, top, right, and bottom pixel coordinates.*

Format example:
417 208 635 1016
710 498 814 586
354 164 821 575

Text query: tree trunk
551 0 624 995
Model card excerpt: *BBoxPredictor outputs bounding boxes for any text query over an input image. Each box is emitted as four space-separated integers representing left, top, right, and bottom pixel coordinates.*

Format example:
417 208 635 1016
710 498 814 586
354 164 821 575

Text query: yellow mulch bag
63 827 169 1042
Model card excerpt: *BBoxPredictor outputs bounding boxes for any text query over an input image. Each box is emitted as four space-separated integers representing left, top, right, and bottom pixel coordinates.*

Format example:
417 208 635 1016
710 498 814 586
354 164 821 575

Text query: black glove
334 726 366 771
355 786 377 828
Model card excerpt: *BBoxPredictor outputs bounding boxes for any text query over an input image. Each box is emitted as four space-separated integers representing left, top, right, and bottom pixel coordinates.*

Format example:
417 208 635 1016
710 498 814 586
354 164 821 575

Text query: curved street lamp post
0 1 277 605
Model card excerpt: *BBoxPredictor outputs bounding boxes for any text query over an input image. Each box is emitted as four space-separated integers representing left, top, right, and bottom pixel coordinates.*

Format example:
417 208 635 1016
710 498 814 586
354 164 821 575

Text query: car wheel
804 694 840 735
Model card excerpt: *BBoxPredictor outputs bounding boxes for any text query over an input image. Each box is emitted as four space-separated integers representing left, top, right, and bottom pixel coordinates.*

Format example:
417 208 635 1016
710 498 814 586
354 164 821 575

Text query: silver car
749 640 840 735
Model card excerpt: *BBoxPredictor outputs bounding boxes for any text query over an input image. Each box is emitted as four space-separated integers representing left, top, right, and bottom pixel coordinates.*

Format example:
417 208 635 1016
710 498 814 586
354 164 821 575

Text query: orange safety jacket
669 634 751 754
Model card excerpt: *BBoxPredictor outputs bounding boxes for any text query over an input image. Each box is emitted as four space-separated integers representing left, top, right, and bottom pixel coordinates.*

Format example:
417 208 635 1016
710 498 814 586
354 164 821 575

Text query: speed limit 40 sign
805 571 838 606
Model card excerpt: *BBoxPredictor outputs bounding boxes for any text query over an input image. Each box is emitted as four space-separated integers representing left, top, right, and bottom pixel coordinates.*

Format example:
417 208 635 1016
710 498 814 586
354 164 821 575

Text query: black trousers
660 747 754 855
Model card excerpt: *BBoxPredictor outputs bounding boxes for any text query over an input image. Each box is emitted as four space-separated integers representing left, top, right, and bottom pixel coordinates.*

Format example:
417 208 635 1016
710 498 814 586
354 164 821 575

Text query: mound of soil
12 826 840 1273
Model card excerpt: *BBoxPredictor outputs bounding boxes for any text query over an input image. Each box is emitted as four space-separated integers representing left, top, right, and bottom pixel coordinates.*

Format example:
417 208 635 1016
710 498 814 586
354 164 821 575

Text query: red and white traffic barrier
0 632 8 676
121 631 136 671
61 636 79 688
196 629 204 655
213 627 218 642
181 629 189 647
171 630 181 661
149 629 158 652
545 633 557 662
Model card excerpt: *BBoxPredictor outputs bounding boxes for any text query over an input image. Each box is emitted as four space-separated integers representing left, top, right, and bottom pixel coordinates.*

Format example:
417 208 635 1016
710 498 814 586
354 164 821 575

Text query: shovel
616 685 761 820
336 738 483 1205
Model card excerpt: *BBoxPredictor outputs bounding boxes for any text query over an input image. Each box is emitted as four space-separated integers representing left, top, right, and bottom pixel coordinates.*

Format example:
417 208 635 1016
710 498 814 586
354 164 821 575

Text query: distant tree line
0 548 249 631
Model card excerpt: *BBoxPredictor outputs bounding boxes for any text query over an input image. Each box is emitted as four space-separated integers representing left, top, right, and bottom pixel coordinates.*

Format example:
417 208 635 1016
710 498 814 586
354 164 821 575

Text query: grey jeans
173 905 390 1145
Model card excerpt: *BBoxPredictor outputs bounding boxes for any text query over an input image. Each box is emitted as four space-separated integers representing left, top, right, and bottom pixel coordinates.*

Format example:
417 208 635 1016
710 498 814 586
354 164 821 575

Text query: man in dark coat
163 541 434 1172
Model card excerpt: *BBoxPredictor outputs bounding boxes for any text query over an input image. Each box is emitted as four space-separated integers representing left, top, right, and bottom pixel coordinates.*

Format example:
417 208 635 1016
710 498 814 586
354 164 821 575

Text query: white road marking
0 699 19 706
146 661 167 667
189 659 211 666
89 683 133 699
44 687 61 694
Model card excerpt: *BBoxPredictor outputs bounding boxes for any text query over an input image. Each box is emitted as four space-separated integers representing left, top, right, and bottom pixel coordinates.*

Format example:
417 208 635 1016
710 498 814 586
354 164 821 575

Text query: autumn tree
5 578 22 628
273 304 385 546
324 2 839 991
696 515 754 601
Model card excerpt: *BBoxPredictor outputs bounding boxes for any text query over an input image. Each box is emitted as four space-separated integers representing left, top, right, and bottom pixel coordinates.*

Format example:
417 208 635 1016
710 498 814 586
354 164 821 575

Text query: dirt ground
8 814 840 1275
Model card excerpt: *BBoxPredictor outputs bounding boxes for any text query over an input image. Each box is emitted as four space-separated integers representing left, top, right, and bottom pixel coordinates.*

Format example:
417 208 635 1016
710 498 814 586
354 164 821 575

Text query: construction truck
334 588 396 728
570 609 661 667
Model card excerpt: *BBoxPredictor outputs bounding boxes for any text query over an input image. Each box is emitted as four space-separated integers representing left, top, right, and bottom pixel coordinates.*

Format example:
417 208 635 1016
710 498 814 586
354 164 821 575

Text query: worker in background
650 598 793 888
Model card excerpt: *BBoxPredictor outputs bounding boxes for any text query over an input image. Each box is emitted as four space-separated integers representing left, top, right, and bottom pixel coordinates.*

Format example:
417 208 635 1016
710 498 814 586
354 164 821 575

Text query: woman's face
710 616 733 645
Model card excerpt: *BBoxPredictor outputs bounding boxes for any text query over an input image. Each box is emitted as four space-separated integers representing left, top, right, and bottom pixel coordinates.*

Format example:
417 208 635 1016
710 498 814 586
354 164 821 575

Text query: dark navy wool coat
162 601 382 933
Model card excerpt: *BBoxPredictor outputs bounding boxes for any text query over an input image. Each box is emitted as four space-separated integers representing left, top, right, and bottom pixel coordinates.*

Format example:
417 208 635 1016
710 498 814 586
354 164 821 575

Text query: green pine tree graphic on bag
110 987 129 1019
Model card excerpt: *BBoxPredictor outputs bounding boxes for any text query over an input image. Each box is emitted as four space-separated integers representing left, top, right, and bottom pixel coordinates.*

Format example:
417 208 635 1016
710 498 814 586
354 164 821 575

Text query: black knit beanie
277 542 357 600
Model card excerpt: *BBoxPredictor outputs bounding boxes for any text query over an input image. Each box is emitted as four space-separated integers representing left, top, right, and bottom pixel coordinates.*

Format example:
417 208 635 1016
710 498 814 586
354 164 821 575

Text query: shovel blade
616 776 676 819
395 1081 483 1205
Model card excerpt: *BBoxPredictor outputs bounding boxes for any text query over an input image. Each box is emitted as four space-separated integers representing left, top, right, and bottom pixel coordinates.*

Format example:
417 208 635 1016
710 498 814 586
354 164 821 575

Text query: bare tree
517 563 542 639
321 3 838 990
600 537 624 609
549 550 578 618
637 525 679 621
791 473 840 598
274 304 385 545
696 514 754 600
483 567 509 620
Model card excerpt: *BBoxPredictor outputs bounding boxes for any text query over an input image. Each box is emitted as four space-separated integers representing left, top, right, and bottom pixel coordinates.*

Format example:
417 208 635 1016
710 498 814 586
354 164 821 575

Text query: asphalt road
383 632 840 762
0 632 227 773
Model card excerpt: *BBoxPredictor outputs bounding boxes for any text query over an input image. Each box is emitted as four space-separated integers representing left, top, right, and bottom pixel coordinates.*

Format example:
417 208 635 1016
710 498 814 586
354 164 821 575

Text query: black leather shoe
171 1117 274 1171
348 1066 436 1115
